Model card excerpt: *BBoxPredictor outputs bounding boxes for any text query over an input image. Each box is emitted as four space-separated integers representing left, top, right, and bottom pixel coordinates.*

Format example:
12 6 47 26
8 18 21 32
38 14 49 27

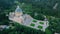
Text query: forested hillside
18 0 60 18
0 0 60 34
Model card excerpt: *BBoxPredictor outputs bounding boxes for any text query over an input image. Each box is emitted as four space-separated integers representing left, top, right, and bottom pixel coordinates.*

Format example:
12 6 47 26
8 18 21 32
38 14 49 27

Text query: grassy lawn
39 22 44 24
30 23 35 27
45 29 52 34
32 19 37 22
38 25 43 29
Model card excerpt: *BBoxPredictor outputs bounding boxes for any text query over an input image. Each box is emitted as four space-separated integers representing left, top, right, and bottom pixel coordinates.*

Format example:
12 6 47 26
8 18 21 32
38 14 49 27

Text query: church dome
15 5 23 12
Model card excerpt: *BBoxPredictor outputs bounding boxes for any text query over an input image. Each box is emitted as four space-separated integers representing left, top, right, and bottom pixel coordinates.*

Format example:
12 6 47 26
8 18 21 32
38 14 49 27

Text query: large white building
9 5 49 32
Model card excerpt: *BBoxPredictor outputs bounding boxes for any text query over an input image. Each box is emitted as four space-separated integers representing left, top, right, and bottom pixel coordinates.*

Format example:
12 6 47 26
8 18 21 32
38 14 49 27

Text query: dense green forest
18 0 60 18
0 0 60 34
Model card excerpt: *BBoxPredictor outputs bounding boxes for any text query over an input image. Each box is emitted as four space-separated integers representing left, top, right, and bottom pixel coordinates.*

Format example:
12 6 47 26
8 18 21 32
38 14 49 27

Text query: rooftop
15 5 23 12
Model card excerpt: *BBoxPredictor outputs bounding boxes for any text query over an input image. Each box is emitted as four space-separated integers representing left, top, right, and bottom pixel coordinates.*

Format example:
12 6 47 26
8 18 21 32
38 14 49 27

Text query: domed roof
15 5 23 12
